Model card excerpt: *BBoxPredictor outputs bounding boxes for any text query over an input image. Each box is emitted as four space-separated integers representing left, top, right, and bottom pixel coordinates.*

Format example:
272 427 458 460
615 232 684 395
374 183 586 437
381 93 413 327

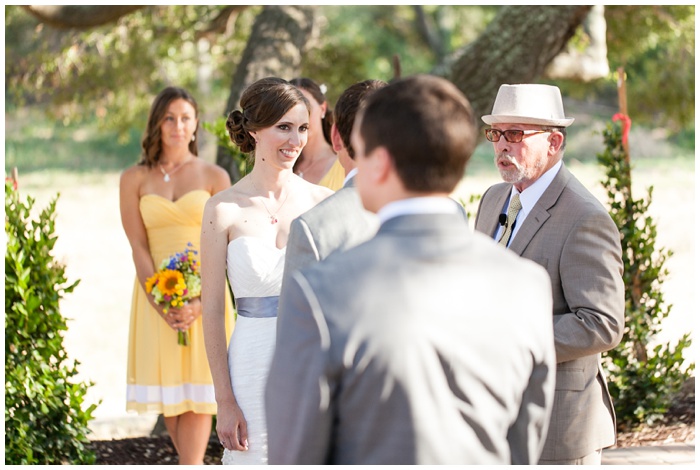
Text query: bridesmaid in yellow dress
290 77 344 190
119 86 234 465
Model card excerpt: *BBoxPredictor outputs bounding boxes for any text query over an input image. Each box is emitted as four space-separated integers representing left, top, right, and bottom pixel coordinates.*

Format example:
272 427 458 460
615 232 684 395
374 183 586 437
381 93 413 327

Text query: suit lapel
509 165 571 255
475 184 511 237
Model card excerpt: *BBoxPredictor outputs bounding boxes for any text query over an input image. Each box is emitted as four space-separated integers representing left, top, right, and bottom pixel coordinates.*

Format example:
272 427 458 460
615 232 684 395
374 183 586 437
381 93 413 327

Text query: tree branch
412 6 445 62
22 5 145 29
196 5 250 41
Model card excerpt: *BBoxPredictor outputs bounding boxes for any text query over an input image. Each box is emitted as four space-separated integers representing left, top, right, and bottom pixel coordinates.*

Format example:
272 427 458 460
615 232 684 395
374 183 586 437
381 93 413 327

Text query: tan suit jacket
474 164 625 461
267 211 556 464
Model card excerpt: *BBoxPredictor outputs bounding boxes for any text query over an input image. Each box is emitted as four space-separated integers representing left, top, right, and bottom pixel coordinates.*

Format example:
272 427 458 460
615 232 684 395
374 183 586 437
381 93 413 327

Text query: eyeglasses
484 129 550 143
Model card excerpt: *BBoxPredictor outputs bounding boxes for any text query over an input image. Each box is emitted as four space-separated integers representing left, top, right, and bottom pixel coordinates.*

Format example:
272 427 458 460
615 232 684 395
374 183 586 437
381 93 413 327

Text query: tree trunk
22 5 145 29
445 5 592 123
216 5 317 182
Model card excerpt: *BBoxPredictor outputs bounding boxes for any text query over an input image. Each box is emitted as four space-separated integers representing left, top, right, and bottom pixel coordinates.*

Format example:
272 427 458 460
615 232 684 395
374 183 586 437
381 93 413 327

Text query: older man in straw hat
474 84 625 465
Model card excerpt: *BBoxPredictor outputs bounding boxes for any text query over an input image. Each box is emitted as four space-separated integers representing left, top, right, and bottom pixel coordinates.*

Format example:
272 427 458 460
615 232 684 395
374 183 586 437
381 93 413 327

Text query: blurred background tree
5 4 694 176
6 5 258 139
555 5 695 132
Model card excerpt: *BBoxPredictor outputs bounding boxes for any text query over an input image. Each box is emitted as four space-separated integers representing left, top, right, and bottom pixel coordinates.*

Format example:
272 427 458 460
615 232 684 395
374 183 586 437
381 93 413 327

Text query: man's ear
331 123 344 153
367 146 393 185
549 131 564 155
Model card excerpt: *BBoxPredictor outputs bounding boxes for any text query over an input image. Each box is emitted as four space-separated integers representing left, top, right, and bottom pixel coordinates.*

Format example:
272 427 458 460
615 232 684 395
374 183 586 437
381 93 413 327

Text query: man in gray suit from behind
266 75 557 464
474 84 625 464
281 79 387 281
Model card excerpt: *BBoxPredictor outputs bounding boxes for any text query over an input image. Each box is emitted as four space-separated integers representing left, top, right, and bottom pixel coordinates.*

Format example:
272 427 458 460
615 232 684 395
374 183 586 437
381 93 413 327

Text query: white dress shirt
343 167 358 187
495 160 562 246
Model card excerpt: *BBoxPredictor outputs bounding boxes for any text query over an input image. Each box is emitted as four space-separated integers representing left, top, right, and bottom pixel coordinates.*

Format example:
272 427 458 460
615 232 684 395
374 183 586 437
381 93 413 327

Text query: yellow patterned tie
498 193 522 247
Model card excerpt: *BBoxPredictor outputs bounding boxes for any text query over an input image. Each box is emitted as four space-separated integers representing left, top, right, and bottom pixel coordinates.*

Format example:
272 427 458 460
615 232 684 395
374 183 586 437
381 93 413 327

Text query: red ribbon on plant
612 113 632 147
5 177 18 190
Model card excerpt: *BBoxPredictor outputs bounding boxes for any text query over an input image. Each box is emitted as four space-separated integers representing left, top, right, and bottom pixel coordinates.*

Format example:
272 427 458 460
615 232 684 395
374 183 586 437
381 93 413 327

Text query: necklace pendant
270 216 278 224
163 174 170 183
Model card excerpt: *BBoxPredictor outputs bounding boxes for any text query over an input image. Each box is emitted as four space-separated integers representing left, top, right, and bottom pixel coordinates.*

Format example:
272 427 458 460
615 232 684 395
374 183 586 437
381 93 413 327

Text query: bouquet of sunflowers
145 243 201 346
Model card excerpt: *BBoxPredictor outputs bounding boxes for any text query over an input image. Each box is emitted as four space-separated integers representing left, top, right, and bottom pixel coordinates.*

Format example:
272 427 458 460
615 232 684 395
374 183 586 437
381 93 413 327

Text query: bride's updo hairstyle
140 86 199 168
226 77 310 154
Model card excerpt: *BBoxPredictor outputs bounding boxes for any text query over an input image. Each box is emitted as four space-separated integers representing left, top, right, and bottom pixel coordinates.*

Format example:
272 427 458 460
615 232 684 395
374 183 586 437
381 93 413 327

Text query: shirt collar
377 197 461 224
343 167 358 186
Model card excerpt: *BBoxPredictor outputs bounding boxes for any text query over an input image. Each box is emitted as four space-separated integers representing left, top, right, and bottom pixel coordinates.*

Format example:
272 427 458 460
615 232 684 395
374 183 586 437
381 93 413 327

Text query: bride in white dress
200 77 332 464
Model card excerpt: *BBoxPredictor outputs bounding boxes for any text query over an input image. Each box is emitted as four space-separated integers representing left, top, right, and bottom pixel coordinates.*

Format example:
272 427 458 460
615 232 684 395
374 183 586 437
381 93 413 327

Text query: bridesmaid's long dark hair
139 86 199 168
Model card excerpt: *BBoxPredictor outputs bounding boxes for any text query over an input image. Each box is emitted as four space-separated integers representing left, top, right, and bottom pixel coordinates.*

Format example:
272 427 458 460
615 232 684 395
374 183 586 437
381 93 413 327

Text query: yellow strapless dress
318 158 345 191
126 190 234 417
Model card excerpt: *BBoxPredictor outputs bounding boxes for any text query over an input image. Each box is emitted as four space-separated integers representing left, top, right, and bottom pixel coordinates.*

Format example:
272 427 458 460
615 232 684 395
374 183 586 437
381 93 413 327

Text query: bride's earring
191 134 196 142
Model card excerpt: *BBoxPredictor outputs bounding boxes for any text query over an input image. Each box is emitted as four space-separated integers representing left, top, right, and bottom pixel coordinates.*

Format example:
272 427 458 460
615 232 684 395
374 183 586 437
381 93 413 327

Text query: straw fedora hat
482 84 574 127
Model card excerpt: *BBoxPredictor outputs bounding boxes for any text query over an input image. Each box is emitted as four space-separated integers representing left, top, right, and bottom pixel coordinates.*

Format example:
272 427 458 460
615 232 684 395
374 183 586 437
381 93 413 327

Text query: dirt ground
87 377 694 464
16 159 695 458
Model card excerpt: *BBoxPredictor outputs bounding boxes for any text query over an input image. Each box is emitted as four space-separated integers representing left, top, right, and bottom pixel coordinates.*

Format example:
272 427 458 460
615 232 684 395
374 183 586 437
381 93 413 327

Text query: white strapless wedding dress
222 237 285 465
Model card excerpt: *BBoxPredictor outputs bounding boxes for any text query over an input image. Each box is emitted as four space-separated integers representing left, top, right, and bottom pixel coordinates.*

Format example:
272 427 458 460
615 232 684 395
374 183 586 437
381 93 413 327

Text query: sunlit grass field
4 105 696 435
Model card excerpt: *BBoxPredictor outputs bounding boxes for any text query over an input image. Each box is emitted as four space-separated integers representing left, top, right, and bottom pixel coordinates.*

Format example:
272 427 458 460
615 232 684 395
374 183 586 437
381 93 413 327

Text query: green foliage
667 126 695 152
458 192 482 222
5 5 694 145
5 5 494 131
5 181 98 464
202 117 252 177
598 119 694 429
306 6 496 104
608 336 693 427
609 5 695 131
560 5 694 132
5 5 258 140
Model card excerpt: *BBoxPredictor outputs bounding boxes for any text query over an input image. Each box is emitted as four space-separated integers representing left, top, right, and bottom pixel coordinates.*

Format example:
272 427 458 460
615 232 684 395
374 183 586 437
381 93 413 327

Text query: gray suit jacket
281 177 379 288
474 164 625 461
266 212 556 464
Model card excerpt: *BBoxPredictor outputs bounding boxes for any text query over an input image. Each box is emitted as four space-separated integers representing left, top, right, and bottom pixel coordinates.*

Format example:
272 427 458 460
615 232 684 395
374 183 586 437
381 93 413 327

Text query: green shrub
5 180 98 464
598 119 695 429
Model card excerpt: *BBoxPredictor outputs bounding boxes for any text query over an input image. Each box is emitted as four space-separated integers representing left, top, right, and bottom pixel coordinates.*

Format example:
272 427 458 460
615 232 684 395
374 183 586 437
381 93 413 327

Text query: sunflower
144 273 159 294
158 269 186 297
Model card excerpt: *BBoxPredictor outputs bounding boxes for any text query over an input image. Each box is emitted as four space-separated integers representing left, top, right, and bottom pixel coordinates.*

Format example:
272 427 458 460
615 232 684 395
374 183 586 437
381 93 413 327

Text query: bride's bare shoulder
207 177 250 203
203 180 251 220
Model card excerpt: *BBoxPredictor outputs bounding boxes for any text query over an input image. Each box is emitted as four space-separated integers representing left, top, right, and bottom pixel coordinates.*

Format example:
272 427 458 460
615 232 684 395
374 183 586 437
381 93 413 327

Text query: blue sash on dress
236 296 279 318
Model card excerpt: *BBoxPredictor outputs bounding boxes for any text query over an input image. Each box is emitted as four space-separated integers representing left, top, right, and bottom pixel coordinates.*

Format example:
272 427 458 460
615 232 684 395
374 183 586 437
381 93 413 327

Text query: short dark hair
334 79 387 159
226 77 310 153
140 86 199 167
358 74 477 193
